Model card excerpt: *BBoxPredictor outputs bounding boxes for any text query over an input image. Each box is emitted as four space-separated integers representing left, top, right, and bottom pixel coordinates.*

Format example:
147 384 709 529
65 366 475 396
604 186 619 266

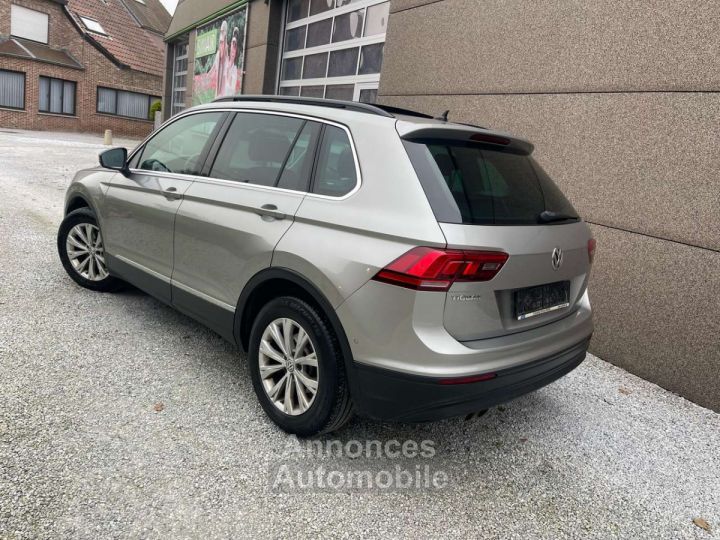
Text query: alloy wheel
66 223 108 281
258 318 319 416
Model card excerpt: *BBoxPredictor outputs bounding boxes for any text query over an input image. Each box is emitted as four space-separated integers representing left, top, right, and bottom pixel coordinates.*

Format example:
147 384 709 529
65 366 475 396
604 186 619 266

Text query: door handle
163 186 181 200
257 203 286 220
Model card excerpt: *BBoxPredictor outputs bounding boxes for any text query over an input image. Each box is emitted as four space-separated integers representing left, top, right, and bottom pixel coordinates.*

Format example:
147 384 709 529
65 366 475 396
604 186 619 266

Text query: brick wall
0 0 163 137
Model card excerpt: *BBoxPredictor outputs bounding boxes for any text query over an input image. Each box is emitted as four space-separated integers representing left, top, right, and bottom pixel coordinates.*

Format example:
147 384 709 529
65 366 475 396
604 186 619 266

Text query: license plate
515 281 571 321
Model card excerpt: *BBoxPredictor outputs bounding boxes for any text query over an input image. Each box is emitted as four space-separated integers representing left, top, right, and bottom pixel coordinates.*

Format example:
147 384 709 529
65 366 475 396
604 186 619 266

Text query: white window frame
354 80 378 102
278 0 389 102
171 40 189 116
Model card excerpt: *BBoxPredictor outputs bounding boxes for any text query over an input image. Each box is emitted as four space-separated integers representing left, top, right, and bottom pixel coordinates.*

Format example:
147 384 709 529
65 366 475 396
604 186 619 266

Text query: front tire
248 296 353 436
57 208 122 292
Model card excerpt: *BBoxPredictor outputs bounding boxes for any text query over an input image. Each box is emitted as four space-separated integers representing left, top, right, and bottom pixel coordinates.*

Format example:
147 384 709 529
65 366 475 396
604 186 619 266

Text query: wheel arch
65 194 91 215
234 268 358 393
64 185 104 219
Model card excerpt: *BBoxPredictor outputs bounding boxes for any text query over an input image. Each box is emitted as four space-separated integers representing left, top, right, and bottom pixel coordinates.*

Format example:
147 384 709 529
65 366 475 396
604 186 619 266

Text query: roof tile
66 0 169 77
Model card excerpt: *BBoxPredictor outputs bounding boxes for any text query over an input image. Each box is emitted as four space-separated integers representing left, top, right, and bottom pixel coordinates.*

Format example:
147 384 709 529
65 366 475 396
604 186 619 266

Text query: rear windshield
403 139 579 225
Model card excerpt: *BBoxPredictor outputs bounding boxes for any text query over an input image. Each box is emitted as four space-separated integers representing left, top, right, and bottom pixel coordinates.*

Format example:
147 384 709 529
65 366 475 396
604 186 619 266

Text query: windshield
403 138 579 225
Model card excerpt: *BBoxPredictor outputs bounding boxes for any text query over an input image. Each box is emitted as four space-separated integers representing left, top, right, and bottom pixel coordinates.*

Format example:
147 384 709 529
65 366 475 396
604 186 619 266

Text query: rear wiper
538 210 579 223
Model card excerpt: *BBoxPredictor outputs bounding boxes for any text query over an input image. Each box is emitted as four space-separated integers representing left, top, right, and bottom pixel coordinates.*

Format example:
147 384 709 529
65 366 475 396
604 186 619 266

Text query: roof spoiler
397 125 535 155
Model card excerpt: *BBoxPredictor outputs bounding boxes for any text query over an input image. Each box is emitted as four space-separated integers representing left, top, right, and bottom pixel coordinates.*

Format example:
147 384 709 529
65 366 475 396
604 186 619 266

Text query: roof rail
369 103 435 120
212 95 394 118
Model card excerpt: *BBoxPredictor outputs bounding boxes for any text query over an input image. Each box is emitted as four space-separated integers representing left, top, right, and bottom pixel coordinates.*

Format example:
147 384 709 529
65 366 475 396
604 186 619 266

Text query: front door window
136 112 224 175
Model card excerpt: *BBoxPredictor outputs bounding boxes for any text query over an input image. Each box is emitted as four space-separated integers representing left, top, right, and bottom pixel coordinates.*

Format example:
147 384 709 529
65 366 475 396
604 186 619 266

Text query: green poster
195 29 218 58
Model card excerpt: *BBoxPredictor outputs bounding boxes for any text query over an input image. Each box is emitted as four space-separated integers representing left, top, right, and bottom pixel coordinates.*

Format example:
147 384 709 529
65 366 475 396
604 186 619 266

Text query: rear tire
57 208 122 292
248 296 353 436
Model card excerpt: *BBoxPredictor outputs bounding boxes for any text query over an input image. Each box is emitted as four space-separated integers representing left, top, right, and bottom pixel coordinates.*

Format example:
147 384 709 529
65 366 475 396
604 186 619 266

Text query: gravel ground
0 129 718 539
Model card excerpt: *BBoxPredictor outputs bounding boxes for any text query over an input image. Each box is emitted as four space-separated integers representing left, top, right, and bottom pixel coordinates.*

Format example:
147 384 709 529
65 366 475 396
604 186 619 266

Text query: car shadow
110 284 572 468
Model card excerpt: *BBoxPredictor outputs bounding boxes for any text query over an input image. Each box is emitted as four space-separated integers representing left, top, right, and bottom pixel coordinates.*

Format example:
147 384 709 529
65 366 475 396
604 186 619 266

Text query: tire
248 296 353 436
57 207 122 292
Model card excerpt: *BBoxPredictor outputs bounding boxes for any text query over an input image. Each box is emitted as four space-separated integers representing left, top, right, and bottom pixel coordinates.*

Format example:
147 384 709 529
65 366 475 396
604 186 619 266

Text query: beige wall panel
587 224 720 411
381 0 720 95
390 0 442 13
243 44 279 94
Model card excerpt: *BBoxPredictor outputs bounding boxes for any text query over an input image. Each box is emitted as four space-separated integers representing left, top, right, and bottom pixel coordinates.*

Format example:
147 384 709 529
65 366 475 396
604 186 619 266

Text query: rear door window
403 138 578 225
277 121 322 191
210 113 319 189
312 125 358 197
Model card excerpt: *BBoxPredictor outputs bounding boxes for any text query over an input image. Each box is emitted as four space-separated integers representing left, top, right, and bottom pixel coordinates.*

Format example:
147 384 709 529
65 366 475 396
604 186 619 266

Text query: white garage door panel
278 0 389 103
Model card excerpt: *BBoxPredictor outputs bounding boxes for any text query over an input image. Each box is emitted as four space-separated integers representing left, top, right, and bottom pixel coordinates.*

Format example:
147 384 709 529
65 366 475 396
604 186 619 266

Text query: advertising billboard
192 7 247 105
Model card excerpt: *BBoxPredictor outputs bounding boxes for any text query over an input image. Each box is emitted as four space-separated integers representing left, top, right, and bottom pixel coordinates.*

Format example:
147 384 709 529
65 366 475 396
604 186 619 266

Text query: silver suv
58 96 595 435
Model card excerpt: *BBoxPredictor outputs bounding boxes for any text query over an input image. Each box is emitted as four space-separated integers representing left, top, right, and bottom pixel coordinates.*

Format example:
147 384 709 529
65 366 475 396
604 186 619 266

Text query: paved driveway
0 129 718 539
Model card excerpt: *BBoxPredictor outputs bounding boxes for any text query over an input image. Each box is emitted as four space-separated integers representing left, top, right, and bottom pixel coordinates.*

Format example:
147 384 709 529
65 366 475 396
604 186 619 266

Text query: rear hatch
401 123 594 341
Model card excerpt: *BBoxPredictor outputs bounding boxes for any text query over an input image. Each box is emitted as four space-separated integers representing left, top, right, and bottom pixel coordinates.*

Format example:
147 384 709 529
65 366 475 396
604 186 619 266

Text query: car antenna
436 110 450 122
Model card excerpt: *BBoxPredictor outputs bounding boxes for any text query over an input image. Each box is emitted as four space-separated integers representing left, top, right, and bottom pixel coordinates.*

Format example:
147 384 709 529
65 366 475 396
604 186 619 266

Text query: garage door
278 0 389 103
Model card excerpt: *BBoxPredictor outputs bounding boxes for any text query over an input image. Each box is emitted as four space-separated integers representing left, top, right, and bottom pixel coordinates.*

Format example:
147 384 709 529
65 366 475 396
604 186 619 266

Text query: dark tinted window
403 139 578 225
138 112 223 175
278 122 321 191
210 113 311 188
313 126 357 197
287 0 309 22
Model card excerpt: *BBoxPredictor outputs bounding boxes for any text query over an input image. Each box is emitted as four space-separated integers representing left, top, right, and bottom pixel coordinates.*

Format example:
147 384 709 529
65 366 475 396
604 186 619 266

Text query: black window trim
96 86 161 121
308 123 360 198
204 112 323 192
39 75 77 116
0 68 27 111
307 123 327 195
126 108 362 199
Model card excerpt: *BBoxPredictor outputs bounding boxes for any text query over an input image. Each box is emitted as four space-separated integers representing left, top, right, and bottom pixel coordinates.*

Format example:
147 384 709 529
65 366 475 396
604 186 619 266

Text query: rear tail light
588 238 597 264
372 247 509 292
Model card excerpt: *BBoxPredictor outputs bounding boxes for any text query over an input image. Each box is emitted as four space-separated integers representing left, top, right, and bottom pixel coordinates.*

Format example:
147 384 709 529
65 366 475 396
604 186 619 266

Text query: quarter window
313 125 357 197
39 77 76 116
136 112 223 175
210 113 319 189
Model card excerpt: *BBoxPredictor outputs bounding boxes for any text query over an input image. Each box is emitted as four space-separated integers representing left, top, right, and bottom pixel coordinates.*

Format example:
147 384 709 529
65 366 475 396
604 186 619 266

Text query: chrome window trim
127 107 363 201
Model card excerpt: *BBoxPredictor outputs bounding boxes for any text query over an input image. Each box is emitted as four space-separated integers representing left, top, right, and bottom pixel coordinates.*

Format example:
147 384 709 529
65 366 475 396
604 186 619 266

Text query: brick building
0 0 170 137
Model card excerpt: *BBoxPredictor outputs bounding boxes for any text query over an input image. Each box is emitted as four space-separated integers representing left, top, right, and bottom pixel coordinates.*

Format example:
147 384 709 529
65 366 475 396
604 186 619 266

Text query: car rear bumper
351 338 590 422
336 280 594 378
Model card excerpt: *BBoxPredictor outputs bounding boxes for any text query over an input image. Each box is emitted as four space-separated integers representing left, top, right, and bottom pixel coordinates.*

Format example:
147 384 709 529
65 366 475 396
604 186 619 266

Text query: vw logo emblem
551 248 563 270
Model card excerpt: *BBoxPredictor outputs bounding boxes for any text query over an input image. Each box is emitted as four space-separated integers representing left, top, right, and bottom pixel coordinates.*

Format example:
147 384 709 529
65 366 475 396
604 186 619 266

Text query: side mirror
99 147 129 175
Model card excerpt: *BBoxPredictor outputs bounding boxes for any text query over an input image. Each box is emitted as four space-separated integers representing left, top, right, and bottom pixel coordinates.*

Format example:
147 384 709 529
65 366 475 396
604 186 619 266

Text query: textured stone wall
381 0 720 410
